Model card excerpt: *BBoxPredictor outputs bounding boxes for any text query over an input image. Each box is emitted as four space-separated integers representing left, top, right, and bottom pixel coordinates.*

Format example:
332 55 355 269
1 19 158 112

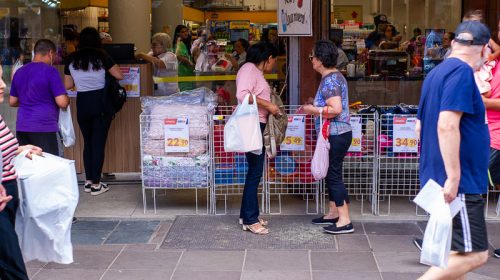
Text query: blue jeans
240 123 266 225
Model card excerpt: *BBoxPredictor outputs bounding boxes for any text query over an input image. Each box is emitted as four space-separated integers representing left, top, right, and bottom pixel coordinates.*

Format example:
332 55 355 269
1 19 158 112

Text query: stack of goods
141 88 217 188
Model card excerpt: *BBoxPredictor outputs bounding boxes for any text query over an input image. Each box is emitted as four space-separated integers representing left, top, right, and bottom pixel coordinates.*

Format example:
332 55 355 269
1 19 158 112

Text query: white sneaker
91 183 109 196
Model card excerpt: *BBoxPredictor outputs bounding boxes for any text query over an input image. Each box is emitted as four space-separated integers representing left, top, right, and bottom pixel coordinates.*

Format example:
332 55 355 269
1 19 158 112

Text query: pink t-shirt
236 62 270 123
487 60 500 149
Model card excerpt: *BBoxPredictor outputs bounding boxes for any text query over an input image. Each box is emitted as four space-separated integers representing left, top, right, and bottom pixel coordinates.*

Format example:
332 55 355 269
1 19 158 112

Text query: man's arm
437 110 462 203
9 96 19 107
55 94 70 109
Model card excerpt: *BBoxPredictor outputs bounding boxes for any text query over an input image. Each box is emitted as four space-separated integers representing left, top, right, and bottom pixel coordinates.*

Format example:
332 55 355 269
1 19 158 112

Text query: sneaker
323 223 354 234
494 249 500 258
312 216 339 225
413 238 423 251
72 217 78 224
91 183 109 196
83 183 92 193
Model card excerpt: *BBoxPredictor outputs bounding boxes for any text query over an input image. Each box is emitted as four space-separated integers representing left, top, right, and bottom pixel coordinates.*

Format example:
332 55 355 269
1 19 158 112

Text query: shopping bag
224 94 263 154
58 107 76 147
420 199 452 268
311 110 330 181
13 152 79 264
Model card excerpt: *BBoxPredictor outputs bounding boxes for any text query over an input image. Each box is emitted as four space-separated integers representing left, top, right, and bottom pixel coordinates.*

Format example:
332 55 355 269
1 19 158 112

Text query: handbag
104 74 127 116
311 109 330 181
224 94 263 154
58 107 76 147
264 90 288 159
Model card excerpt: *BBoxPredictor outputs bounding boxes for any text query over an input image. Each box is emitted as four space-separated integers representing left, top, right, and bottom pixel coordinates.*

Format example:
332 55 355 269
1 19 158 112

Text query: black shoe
494 249 500 258
91 183 110 196
323 223 354 234
72 217 78 224
312 216 339 225
83 183 91 193
413 238 423 251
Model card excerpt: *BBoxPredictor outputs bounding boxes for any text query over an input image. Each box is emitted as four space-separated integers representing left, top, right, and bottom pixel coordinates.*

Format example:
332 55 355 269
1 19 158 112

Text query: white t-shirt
151 51 178 96
68 64 106 92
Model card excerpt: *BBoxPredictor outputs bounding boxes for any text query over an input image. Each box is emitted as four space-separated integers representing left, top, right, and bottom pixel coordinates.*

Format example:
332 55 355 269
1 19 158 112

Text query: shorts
489 147 500 187
451 194 488 253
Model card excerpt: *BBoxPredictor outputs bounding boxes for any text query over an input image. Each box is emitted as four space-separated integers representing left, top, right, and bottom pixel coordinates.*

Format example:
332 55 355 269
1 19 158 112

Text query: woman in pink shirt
236 42 279 235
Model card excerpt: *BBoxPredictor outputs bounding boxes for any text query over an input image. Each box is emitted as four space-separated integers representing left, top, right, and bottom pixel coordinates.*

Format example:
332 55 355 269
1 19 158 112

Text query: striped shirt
0 115 18 182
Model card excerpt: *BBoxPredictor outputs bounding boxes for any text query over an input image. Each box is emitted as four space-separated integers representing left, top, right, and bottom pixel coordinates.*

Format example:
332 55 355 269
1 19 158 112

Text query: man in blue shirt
416 21 491 279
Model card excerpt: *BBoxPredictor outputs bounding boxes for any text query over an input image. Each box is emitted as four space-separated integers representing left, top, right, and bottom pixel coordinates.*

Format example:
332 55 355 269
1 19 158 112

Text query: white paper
413 179 464 217
348 116 362 152
164 117 190 153
280 115 305 151
393 116 419 153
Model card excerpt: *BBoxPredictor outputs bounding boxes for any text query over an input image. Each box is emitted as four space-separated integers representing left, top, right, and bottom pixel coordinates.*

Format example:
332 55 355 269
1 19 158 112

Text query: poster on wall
119 67 140 97
333 5 363 23
278 0 312 36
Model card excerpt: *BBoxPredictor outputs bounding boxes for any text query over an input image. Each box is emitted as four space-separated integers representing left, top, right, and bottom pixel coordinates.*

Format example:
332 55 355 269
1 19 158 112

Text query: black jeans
326 131 352 206
0 180 29 280
16 131 59 155
77 89 112 184
240 123 266 225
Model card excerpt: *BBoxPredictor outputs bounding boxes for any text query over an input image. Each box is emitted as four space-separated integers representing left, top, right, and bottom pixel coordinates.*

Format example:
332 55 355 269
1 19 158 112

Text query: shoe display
91 183 110 196
323 223 354 234
494 249 500 258
84 183 91 193
413 238 423 251
311 216 339 225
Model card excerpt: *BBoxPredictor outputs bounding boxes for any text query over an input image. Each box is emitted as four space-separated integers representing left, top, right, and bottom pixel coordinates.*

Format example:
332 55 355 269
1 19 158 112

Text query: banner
119 67 140 97
164 117 190 153
393 116 418 153
280 116 305 151
278 0 312 36
348 116 362 152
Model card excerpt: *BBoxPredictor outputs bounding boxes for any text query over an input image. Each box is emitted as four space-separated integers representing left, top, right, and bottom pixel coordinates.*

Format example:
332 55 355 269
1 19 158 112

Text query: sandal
239 217 268 226
242 222 269 235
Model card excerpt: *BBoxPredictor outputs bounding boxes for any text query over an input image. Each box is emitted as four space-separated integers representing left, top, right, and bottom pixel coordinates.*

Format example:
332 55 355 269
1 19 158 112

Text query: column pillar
108 0 151 53
152 0 183 36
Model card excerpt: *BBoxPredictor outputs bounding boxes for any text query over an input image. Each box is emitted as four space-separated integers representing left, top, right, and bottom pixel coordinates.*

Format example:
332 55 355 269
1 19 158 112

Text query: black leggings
326 131 352 206
76 89 112 184
16 131 59 155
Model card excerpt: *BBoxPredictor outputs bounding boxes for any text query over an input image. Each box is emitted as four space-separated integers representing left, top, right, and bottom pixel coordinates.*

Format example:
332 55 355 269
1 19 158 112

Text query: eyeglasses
308 54 314 61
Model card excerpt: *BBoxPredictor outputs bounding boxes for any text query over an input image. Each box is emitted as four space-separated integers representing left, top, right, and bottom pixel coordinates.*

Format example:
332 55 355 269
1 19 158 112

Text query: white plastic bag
311 110 330 181
58 107 76 147
420 199 452 268
13 152 79 264
224 94 263 154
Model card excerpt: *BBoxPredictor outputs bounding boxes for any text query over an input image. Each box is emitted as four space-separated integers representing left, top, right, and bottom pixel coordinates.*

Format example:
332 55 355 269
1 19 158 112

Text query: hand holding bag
311 108 330 181
58 107 76 147
224 94 263 153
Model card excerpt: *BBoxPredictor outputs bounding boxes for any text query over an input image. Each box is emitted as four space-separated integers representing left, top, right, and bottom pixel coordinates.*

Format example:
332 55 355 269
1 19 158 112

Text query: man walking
416 20 490 279
9 39 69 155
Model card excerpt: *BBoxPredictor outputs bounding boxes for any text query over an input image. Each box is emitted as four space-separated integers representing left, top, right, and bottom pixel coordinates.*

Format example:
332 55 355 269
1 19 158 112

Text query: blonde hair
152 33 172 51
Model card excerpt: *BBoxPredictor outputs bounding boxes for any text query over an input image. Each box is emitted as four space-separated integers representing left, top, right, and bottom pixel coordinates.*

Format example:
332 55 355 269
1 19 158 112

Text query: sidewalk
24 176 500 280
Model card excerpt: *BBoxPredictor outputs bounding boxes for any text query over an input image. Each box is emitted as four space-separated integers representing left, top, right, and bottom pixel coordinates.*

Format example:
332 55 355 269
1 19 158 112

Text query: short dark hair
313 40 338 68
245 41 278 65
237 38 250 51
445 32 455 40
34 39 56 55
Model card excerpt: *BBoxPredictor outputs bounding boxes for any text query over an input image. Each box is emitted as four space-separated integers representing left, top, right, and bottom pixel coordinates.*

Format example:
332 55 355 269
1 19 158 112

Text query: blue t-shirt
10 62 66 132
313 71 351 135
417 58 489 194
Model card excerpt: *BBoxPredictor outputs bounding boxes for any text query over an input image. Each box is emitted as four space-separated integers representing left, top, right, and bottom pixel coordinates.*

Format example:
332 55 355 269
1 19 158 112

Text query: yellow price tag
351 138 361 146
395 138 417 147
282 136 303 145
166 138 189 147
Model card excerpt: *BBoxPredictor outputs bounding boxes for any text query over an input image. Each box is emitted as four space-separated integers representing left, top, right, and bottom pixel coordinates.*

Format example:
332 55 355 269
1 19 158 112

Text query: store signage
348 116 362 152
280 116 305 151
278 0 312 36
119 67 140 97
229 21 250 30
333 5 363 23
393 117 418 153
164 117 190 153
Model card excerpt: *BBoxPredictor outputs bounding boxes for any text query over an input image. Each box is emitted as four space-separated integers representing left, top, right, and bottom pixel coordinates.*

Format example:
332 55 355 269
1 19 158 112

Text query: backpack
263 90 288 159
104 74 127 116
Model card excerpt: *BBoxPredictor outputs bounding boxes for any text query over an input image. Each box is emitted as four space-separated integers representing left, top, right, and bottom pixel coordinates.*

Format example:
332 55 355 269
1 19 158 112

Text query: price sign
348 116 362 152
393 116 418 153
280 116 305 151
164 117 190 153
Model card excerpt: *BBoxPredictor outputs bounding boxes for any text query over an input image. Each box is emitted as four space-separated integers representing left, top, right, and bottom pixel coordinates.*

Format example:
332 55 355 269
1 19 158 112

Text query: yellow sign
229 21 250 30
333 5 363 23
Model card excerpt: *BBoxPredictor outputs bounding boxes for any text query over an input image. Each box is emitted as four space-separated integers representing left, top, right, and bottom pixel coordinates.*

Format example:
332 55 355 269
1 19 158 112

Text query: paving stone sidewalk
25 216 500 280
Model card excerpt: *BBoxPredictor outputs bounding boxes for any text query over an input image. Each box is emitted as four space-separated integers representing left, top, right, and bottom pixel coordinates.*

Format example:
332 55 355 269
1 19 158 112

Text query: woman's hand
302 104 318 115
17 145 43 159
268 103 281 116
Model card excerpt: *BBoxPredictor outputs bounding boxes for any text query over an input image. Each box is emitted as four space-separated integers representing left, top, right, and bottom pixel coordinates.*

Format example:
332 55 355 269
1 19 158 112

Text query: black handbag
104 74 127 116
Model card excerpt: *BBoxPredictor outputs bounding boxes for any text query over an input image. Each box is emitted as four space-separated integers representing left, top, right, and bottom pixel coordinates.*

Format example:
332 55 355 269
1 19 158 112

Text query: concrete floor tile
374 252 427 273
101 269 173 280
337 235 371 252
31 268 105 280
243 250 310 271
172 271 242 280
241 271 311 280
72 230 111 245
313 271 382 280
25 260 47 269
123 244 158 251
110 250 181 270
71 220 119 231
381 272 423 280
368 235 419 252
467 272 499 280
27 268 41 279
177 250 244 271
363 222 421 235
473 258 500 279
310 251 378 272
105 230 155 244
44 246 122 269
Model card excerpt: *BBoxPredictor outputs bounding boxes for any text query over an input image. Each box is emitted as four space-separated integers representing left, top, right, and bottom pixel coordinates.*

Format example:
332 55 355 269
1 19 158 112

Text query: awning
60 0 108 10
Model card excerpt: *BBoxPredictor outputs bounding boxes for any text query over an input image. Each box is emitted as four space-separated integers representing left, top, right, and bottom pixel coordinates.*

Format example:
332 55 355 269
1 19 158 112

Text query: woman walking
64 27 123 196
236 42 280 235
302 40 354 234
